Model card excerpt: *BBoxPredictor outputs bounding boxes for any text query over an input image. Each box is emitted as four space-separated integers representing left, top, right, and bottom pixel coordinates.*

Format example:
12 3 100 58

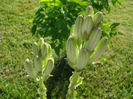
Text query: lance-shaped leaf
88 37 108 64
74 15 83 45
43 58 54 79
84 6 94 18
86 27 102 52
77 48 89 70
24 58 36 79
66 36 78 67
34 56 43 75
82 15 93 41
93 12 103 28
32 42 38 56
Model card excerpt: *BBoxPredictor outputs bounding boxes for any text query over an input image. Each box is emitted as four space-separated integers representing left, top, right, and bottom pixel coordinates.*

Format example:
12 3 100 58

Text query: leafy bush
90 0 122 11
102 22 120 40
30 0 121 56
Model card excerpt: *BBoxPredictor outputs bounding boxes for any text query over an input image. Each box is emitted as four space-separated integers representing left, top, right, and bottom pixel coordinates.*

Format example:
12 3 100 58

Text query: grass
0 0 40 98
0 0 133 98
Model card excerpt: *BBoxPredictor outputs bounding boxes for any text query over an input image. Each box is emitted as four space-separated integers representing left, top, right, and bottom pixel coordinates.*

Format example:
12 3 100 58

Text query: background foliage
90 0 122 11
30 0 121 56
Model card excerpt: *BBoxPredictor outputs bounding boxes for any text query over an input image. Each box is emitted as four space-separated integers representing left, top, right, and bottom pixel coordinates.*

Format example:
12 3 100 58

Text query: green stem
69 71 80 99
40 95 44 99
38 77 47 99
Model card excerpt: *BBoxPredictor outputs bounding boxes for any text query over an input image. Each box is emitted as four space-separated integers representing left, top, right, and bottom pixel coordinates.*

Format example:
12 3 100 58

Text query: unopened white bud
34 56 43 75
24 58 36 78
93 12 103 28
74 15 83 44
82 15 93 41
88 37 108 63
77 48 89 70
43 58 54 77
32 42 38 56
38 38 44 52
86 27 102 51
84 6 94 18
41 43 48 59
66 36 78 66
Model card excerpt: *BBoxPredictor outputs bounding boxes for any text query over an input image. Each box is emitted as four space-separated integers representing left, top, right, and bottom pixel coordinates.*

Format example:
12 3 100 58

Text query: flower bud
41 43 48 59
32 42 38 56
77 48 89 70
86 27 102 52
43 58 54 77
74 15 83 44
93 12 103 28
88 37 108 64
38 38 44 52
46 44 51 60
82 15 93 41
84 6 94 18
66 36 78 65
70 25 75 35
97 21 103 28
41 43 51 70
24 58 36 78
34 56 43 75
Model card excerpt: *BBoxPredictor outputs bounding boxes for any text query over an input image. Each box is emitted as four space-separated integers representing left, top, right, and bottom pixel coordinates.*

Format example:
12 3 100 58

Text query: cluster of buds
24 38 54 80
66 6 108 70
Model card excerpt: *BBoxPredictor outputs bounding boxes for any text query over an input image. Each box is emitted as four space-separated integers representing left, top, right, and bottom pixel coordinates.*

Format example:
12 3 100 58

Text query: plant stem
39 77 47 99
69 71 80 98
40 95 44 99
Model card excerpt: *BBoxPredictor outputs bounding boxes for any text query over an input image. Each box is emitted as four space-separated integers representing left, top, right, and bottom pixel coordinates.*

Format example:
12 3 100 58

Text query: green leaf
110 22 120 29
31 25 37 35
75 76 83 88
29 19 34 23
110 29 118 36
38 84 47 96
54 45 60 56
112 0 117 6
117 0 122 5
102 22 110 38
41 0 53 3
69 75 83 89
73 91 77 99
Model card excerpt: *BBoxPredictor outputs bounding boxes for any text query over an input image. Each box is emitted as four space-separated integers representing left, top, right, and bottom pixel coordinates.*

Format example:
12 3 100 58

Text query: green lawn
0 0 133 98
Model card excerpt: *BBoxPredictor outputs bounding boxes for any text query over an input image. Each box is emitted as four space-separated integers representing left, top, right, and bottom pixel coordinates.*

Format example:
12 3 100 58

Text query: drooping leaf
31 25 37 35
29 19 34 23
117 0 122 5
110 22 120 29
110 28 118 36
75 76 83 88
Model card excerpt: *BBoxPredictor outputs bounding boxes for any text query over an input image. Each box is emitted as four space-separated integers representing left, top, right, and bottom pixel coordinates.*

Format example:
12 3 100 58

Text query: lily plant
66 6 108 99
24 38 54 99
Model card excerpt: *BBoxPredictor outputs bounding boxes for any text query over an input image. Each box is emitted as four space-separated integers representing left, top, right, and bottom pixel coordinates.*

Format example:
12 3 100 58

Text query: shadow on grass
46 57 74 99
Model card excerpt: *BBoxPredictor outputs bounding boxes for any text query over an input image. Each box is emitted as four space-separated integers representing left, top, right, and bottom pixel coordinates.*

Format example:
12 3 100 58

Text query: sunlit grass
0 0 40 98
